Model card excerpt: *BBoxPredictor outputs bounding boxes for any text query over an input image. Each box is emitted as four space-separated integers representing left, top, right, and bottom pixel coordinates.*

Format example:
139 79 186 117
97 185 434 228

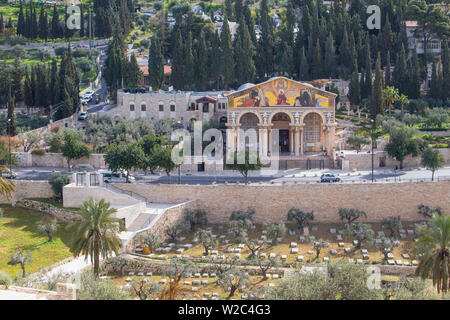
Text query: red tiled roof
139 65 172 76
404 20 419 27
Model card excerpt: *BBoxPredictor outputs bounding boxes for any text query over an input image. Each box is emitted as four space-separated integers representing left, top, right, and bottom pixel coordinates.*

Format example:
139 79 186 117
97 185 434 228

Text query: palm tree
67 198 122 277
382 86 399 117
415 213 449 295
0 165 16 200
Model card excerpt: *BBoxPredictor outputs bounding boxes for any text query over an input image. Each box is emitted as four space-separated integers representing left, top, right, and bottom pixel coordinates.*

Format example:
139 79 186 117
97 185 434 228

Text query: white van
97 169 135 183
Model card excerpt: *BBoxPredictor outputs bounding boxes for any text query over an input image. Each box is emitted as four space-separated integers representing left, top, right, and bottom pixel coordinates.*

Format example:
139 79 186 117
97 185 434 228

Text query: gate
306 159 325 170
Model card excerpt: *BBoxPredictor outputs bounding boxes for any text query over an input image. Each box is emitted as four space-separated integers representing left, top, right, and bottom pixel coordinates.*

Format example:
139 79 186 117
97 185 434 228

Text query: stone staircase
127 208 159 232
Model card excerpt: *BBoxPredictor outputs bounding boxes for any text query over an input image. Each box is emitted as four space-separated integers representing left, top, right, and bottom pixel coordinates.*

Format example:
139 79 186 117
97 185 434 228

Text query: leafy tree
267 261 384 300
104 142 145 182
424 108 449 129
253 256 279 281
417 204 443 219
338 208 367 224
421 146 445 181
287 208 314 229
346 135 370 153
381 216 403 239
391 276 438 300
376 237 400 261
230 207 255 222
151 144 177 184
7 88 16 137
77 272 131 300
227 218 253 244
137 233 162 253
129 278 162 300
263 222 287 245
37 218 58 242
415 213 450 295
370 52 384 120
184 209 208 232
8 249 33 277
67 198 122 277
165 221 189 242
313 239 329 260
227 150 262 184
61 131 91 171
385 126 420 169
245 238 266 259
48 172 69 200
343 223 375 249
195 229 216 256
217 268 250 299
383 86 400 117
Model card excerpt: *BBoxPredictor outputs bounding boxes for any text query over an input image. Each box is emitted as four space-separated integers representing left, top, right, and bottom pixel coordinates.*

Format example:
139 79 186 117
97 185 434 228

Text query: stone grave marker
323 257 329 262
396 260 403 265
338 242 345 247
290 242 297 248
330 249 338 255
291 248 299 254
387 260 395 265
330 228 336 234
297 256 304 262
344 248 351 254
401 253 410 259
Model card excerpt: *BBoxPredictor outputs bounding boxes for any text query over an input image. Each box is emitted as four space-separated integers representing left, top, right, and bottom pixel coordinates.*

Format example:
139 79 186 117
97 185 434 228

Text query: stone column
295 127 300 156
300 128 304 155
268 128 272 154
289 128 294 155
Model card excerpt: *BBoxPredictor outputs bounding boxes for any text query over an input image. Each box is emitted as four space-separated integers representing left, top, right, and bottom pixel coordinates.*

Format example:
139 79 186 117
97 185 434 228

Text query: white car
78 112 88 120
98 169 135 183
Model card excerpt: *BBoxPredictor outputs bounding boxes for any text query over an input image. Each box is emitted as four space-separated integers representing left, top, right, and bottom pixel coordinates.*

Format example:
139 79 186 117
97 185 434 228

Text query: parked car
320 173 341 183
98 169 135 183
78 112 88 120
1 171 17 179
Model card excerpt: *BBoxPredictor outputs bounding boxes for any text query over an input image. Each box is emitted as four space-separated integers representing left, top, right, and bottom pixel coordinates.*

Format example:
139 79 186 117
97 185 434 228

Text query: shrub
0 271 12 288
76 272 131 300
31 148 46 156
48 173 70 199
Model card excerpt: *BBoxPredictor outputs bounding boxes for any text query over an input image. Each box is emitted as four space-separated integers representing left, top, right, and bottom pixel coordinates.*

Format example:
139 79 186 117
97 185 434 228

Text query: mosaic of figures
228 78 335 109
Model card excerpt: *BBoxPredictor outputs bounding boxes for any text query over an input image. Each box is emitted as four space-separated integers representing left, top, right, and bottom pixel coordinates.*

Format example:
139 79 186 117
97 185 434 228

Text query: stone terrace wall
114 181 450 223
14 152 106 169
0 180 54 204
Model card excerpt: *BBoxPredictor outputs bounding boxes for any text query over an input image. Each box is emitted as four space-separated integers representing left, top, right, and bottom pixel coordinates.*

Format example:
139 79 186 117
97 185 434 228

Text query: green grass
0 205 72 278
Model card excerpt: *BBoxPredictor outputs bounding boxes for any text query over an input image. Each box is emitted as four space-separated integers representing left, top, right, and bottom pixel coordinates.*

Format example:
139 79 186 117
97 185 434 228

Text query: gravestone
311 226 318 232
194 273 201 278
330 249 338 255
336 235 343 241
412 260 418 266
125 277 132 282
128 272 135 276
362 254 369 260
269 253 276 258
344 248 351 254
238 244 245 249
137 272 144 276
260 253 267 258
192 280 200 286
272 274 279 279
202 273 209 277
281 255 287 260
375 239 382 244
307 250 314 255
290 242 297 248
303 227 309 236
356 259 363 264
377 231 385 237
159 279 167 284
330 228 336 234
396 260 403 265
401 253 410 259
184 244 192 248
297 255 304 262
176 248 185 253
338 242 345 247
234 253 241 258
361 249 368 255
299 236 306 242
291 248 299 254
407 230 414 235
348 259 355 263
146 272 152 276
387 253 394 259
235 248 241 253
387 259 395 265
227 248 234 253
323 257 329 262
201 280 208 285
352 240 358 246
184 281 191 285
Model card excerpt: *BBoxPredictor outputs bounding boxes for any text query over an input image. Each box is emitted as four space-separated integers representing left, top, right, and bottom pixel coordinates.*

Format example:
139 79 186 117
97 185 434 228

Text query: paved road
10 166 450 185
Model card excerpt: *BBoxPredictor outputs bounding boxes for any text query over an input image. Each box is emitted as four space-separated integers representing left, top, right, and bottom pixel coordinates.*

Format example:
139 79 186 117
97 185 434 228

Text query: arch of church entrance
271 112 292 154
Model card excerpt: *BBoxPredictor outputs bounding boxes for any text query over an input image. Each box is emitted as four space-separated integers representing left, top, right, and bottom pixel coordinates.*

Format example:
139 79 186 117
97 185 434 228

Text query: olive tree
253 256 279 281
217 268 250 299
338 208 367 224
195 229 216 256
36 218 58 242
381 216 402 239
417 204 442 219
287 208 314 229
343 223 375 249
165 221 189 242
138 232 162 253
313 239 329 259
48 173 69 200
184 209 208 231
421 146 445 181
227 218 253 244
346 135 370 153
8 249 33 277
129 278 162 300
376 237 400 261
230 207 255 221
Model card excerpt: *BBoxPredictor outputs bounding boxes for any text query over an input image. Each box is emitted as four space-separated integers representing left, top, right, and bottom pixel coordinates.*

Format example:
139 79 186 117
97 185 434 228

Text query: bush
31 148 46 156
48 173 70 199
76 272 131 300
0 271 12 288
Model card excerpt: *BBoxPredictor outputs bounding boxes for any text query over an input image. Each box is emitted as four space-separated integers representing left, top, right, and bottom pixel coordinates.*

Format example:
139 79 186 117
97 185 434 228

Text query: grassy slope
0 204 72 278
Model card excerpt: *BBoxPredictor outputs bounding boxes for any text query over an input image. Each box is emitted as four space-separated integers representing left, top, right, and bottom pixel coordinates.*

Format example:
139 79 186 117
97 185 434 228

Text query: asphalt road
10 166 450 185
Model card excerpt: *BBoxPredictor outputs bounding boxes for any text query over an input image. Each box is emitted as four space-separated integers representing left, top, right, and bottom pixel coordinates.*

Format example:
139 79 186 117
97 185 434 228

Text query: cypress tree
441 40 449 101
257 0 274 78
0 14 4 34
195 30 208 90
51 4 59 39
183 32 194 90
385 51 391 87
24 69 33 108
11 58 23 102
50 58 60 105
370 52 384 120
298 47 309 80
39 5 48 41
348 58 360 107
127 53 142 90
363 41 372 99
208 30 221 87
80 4 85 38
17 1 25 36
220 17 234 88
311 38 322 79
149 35 164 90
7 87 16 136
171 29 184 90
324 33 336 78
393 45 407 94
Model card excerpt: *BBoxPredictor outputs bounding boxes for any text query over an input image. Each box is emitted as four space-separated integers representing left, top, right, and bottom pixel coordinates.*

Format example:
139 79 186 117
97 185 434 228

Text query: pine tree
393 45 408 94
311 38 322 79
0 14 4 34
324 33 336 78
235 16 255 83
50 58 60 105
370 52 384 120
149 35 164 90
235 0 243 23
80 4 85 38
441 40 449 101
225 0 234 21
363 41 372 99
7 87 16 136
11 58 24 102
220 16 234 88
208 30 221 87
24 69 33 108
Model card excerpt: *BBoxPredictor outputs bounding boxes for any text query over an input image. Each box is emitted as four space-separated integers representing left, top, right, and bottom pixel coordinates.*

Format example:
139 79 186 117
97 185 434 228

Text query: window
304 113 321 142
141 104 146 111
170 104 175 112
159 104 164 112
130 104 135 111
188 103 195 111
203 103 209 113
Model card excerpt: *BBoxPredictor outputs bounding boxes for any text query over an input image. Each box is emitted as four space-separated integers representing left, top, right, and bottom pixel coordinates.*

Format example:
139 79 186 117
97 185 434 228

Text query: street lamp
370 119 374 183
7 118 12 176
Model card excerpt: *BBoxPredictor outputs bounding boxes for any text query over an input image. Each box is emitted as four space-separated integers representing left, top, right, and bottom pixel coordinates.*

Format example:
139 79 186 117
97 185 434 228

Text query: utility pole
371 119 374 183
7 118 12 176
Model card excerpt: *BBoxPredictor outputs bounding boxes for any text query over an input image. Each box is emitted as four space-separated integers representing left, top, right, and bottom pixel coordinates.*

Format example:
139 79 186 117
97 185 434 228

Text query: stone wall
113 181 450 223
14 152 106 169
17 199 78 222
63 184 140 208
0 180 54 204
